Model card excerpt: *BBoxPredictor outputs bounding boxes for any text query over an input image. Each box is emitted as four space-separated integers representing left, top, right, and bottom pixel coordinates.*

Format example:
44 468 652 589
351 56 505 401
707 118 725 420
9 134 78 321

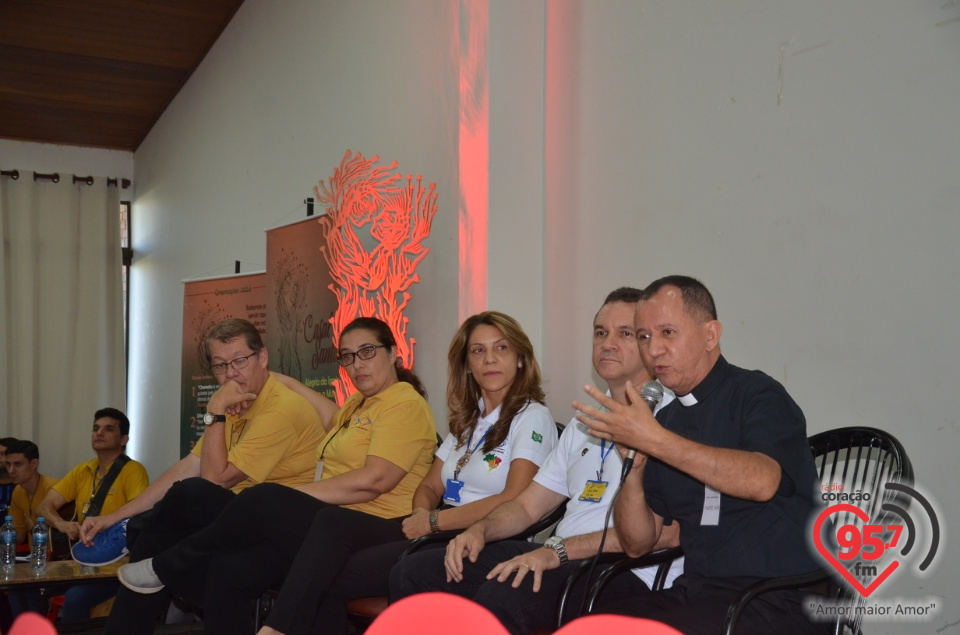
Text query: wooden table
2 558 127 632
1 558 126 592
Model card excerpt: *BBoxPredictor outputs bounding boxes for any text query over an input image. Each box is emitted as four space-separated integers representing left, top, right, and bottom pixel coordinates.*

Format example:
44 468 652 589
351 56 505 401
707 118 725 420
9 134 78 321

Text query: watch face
545 536 561 547
203 413 213 425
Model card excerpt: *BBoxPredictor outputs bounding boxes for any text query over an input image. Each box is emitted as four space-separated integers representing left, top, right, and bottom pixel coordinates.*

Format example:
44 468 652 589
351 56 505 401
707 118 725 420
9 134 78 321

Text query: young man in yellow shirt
5 440 58 545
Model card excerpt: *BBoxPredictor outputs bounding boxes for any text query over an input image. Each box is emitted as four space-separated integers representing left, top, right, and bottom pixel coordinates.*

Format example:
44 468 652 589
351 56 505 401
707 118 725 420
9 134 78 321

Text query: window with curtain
121 200 132 365
0 171 128 474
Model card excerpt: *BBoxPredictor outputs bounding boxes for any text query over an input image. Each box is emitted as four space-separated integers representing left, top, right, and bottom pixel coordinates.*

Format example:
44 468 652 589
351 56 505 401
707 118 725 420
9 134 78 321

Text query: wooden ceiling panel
0 46 183 109
0 0 244 150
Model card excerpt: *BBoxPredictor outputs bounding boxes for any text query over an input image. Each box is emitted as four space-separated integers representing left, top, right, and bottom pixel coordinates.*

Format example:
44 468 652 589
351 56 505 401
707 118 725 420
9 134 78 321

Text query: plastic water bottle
31 517 48 572
1 516 15 572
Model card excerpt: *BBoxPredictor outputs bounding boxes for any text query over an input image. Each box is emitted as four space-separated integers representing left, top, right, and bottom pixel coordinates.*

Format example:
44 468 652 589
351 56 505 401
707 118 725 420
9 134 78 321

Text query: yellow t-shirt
192 373 325 492
10 474 59 542
316 381 437 519
52 457 149 522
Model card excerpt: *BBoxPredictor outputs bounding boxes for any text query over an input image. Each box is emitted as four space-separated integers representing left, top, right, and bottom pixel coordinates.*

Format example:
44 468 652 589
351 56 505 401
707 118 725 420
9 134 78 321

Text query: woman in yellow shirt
116 317 437 635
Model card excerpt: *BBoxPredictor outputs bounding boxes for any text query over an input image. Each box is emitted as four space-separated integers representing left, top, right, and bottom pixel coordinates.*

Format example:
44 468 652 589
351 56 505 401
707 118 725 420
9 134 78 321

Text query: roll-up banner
180 272 267 457
265 216 340 401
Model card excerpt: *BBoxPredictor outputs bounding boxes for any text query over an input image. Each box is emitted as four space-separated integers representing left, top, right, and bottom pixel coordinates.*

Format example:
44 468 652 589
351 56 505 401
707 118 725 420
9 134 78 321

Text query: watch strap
429 510 441 534
205 413 227 425
547 536 569 565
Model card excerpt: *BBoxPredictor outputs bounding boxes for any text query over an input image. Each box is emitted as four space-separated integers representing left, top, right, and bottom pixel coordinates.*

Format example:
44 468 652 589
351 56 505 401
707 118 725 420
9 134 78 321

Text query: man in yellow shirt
0 437 17 515
77 318 324 635
29 408 149 621
5 440 58 545
38 408 149 539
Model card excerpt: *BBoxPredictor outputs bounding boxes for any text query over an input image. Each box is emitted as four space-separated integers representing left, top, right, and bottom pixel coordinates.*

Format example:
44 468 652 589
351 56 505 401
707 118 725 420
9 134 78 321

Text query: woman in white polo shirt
259 311 559 635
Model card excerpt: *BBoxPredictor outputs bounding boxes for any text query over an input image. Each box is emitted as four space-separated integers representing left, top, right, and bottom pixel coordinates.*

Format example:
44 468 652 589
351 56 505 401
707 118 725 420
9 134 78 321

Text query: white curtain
0 172 126 475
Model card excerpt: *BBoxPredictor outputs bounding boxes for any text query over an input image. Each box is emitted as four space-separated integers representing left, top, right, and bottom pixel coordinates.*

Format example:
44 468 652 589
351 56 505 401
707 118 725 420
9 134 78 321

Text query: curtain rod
0 169 131 189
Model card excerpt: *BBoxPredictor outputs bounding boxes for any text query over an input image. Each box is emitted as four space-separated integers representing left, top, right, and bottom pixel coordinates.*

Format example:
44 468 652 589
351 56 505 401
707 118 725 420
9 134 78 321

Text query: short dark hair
0 437 18 450
5 439 38 461
642 275 718 322
203 318 265 367
94 407 130 437
602 287 644 306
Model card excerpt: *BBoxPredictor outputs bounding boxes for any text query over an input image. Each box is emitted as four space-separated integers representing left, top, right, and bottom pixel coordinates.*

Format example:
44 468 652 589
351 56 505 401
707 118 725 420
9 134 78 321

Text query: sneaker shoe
71 518 129 566
118 558 164 594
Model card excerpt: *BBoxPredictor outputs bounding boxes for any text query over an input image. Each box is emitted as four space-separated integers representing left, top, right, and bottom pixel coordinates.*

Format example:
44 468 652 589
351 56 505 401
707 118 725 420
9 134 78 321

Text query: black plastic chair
722 426 914 635
566 546 684 628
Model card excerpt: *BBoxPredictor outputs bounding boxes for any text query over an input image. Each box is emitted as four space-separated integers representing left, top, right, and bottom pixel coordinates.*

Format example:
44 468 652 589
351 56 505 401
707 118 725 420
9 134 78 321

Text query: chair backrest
808 426 913 634
810 426 913 530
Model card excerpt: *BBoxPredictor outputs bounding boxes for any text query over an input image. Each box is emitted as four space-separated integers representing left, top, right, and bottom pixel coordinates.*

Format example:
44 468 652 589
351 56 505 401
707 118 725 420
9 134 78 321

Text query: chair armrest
584 546 684 614
555 553 625 629
507 500 567 540
721 569 834 635
398 530 463 559
399 500 567 561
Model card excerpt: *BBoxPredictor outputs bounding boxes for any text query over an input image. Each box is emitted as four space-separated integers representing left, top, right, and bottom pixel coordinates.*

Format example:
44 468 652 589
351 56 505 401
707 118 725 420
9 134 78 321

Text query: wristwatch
544 536 569 565
202 412 227 426
429 510 441 534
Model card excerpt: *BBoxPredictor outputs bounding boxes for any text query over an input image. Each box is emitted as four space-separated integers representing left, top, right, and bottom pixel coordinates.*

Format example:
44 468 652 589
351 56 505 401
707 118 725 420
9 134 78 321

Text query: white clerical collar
678 392 699 407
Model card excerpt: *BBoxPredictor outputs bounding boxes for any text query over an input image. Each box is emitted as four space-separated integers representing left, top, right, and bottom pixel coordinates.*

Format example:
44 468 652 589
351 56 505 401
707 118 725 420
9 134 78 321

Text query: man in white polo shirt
391 287 683 634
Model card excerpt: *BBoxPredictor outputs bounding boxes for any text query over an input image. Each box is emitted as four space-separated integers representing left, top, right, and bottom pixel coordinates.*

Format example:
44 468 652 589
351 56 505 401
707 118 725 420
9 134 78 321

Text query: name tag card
701 485 721 525
444 478 465 503
578 479 608 503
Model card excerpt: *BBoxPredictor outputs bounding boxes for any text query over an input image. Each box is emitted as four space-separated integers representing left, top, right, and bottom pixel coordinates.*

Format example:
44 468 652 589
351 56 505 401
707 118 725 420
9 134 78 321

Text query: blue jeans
61 581 120 621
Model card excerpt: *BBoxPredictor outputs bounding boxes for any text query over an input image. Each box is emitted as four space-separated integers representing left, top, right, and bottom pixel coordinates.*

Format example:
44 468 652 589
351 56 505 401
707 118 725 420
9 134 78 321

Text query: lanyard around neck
453 427 491 481
597 439 615 481
320 399 366 460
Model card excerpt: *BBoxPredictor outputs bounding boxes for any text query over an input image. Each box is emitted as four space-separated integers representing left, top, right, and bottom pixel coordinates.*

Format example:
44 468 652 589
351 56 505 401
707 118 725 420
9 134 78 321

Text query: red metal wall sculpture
316 150 438 404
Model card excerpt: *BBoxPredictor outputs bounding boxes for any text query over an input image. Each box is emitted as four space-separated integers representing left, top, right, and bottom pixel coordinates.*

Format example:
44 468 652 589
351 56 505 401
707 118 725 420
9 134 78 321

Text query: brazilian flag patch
531 431 543 443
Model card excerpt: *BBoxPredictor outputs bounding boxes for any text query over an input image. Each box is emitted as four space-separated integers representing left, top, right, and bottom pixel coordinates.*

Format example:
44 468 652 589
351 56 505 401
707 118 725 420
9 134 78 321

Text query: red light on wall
458 0 489 321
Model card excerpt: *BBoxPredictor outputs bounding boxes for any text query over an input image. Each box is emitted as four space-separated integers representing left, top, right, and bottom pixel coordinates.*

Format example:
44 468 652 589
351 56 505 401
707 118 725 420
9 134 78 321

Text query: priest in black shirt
577 275 826 635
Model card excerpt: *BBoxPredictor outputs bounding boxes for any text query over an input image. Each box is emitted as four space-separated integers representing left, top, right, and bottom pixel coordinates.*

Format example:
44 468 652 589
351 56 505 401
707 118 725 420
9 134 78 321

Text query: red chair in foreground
367 592 683 635
7 612 57 635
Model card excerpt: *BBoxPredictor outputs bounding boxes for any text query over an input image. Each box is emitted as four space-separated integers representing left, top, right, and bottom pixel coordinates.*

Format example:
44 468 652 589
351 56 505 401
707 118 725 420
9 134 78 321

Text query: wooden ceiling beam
0 0 244 151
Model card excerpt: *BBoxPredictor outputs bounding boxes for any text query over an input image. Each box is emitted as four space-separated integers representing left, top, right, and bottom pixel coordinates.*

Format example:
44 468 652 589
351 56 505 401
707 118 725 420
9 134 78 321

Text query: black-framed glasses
209 352 258 376
337 345 385 367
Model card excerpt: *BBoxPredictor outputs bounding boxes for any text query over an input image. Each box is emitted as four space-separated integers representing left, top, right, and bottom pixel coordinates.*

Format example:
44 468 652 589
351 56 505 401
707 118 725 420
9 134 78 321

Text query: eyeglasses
337 345 385 367
209 352 258 376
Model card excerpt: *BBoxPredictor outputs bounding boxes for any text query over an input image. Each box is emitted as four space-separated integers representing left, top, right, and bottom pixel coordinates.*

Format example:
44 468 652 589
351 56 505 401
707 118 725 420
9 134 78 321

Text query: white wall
129 0 460 475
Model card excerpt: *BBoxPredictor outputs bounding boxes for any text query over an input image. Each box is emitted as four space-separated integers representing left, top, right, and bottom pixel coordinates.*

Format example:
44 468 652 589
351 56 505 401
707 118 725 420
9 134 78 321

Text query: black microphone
620 381 664 482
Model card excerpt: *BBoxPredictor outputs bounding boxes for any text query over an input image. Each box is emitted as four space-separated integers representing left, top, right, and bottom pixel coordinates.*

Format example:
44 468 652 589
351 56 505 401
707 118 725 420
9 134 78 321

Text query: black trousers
307 538 446 635
596 575 832 635
144 482 403 635
390 540 651 635
105 477 236 635
262 506 405 635
149 482 326 635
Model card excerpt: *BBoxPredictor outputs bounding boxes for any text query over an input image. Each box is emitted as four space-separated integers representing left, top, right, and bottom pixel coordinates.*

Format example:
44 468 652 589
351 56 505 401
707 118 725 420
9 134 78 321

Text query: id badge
314 460 325 482
578 479 608 503
443 478 465 503
701 485 721 526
